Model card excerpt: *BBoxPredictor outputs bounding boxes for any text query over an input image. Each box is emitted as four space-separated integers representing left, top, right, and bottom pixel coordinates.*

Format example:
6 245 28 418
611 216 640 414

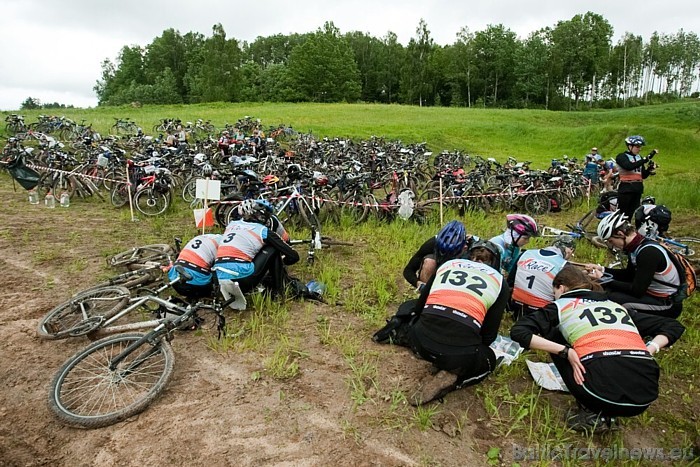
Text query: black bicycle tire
110 182 130 207
524 193 551 215
341 193 369 223
37 286 130 340
181 178 197 203
108 244 174 268
48 332 175 428
52 175 78 200
134 188 169 216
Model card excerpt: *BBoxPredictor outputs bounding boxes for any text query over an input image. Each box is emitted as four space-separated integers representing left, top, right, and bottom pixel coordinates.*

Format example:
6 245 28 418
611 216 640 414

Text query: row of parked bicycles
2 118 593 234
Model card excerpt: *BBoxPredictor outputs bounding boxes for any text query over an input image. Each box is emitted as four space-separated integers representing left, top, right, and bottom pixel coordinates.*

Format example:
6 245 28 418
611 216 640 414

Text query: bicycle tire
48 332 175 428
37 286 130 340
524 193 551 215
134 188 169 216
316 198 340 225
52 175 78 200
110 182 130 207
108 244 174 268
181 178 197 203
486 192 507 213
341 193 369 223
298 198 321 231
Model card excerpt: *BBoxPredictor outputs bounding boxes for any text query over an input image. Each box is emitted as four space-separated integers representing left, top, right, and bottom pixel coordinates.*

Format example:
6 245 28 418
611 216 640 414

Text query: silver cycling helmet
597 211 630 241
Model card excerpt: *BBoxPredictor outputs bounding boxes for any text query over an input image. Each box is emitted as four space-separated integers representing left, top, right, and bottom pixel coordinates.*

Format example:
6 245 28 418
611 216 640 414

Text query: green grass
3 102 699 465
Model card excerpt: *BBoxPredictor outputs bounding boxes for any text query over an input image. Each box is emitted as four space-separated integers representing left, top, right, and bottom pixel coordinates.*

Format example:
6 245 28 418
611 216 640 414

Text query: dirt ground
0 182 490 467
0 179 698 466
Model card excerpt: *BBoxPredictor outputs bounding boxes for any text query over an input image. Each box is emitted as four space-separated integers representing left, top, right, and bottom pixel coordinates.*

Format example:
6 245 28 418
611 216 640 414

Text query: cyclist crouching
213 200 299 310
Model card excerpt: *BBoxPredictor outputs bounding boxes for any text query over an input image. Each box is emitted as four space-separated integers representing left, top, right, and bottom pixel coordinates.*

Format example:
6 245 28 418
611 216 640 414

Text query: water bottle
28 189 39 205
306 280 326 296
45 191 56 208
60 191 70 208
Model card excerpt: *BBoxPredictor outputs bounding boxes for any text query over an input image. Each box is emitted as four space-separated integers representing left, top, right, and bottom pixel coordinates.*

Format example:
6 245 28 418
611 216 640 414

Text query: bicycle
47 267 228 429
289 225 354 265
107 243 177 270
541 225 624 268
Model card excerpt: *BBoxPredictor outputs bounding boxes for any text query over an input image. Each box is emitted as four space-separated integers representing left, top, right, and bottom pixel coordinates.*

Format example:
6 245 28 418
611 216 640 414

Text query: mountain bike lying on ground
289 225 354 265
47 267 228 429
38 241 185 340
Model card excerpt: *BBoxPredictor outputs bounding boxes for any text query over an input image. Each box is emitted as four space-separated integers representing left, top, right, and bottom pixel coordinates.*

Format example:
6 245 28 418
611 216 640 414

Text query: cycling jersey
214 220 268 279
511 247 567 309
511 289 685 415
556 293 648 362
423 258 503 332
169 234 221 286
617 151 644 182
489 233 517 278
631 242 680 298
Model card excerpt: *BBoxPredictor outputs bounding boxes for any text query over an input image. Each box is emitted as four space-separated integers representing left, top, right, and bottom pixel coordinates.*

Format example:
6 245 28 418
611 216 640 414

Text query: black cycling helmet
641 195 656 205
468 240 502 271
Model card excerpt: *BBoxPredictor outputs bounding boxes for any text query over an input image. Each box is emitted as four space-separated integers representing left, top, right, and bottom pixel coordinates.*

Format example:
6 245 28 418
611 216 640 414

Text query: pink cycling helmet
506 214 539 237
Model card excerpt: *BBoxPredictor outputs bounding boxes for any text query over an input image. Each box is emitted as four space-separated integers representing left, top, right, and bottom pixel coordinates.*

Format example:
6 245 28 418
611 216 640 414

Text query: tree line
94 12 700 110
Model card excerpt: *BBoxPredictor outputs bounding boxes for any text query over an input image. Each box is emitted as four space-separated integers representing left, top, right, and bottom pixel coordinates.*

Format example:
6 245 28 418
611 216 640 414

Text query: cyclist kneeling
402 220 477 293
511 265 684 433
634 197 671 239
168 234 222 299
213 200 299 310
510 234 576 319
586 211 685 318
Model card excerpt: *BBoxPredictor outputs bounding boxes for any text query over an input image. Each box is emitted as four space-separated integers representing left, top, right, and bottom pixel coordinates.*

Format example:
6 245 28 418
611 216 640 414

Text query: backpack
549 197 561 213
6 153 41 190
647 241 697 304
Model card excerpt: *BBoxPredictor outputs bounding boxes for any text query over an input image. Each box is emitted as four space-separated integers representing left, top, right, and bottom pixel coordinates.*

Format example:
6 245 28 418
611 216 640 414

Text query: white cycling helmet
597 211 630 240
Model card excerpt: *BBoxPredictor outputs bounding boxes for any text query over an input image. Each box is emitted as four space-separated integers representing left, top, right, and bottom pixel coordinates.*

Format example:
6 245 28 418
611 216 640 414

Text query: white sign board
195 179 221 201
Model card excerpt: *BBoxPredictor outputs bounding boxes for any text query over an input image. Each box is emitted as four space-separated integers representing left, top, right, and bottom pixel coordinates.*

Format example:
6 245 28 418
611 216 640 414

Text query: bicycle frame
273 184 320 230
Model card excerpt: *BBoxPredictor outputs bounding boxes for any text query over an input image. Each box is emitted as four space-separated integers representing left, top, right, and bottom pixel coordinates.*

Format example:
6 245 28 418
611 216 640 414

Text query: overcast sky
1 0 698 110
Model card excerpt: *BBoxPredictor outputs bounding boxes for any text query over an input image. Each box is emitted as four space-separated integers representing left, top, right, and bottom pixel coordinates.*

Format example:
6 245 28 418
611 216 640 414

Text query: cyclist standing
616 135 658 218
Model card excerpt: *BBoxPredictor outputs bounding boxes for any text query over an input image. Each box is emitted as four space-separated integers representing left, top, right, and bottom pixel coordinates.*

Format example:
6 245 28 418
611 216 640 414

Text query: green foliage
90 15 700 110
287 22 361 102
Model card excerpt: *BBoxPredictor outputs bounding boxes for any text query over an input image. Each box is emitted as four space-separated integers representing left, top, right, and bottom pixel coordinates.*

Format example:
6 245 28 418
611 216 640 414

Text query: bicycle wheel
524 193 551 215
91 268 162 290
53 175 78 199
134 188 169 216
181 178 197 203
110 182 131 208
341 193 369 223
108 244 174 268
316 198 340 225
486 192 507 213
37 286 130 340
48 332 175 428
